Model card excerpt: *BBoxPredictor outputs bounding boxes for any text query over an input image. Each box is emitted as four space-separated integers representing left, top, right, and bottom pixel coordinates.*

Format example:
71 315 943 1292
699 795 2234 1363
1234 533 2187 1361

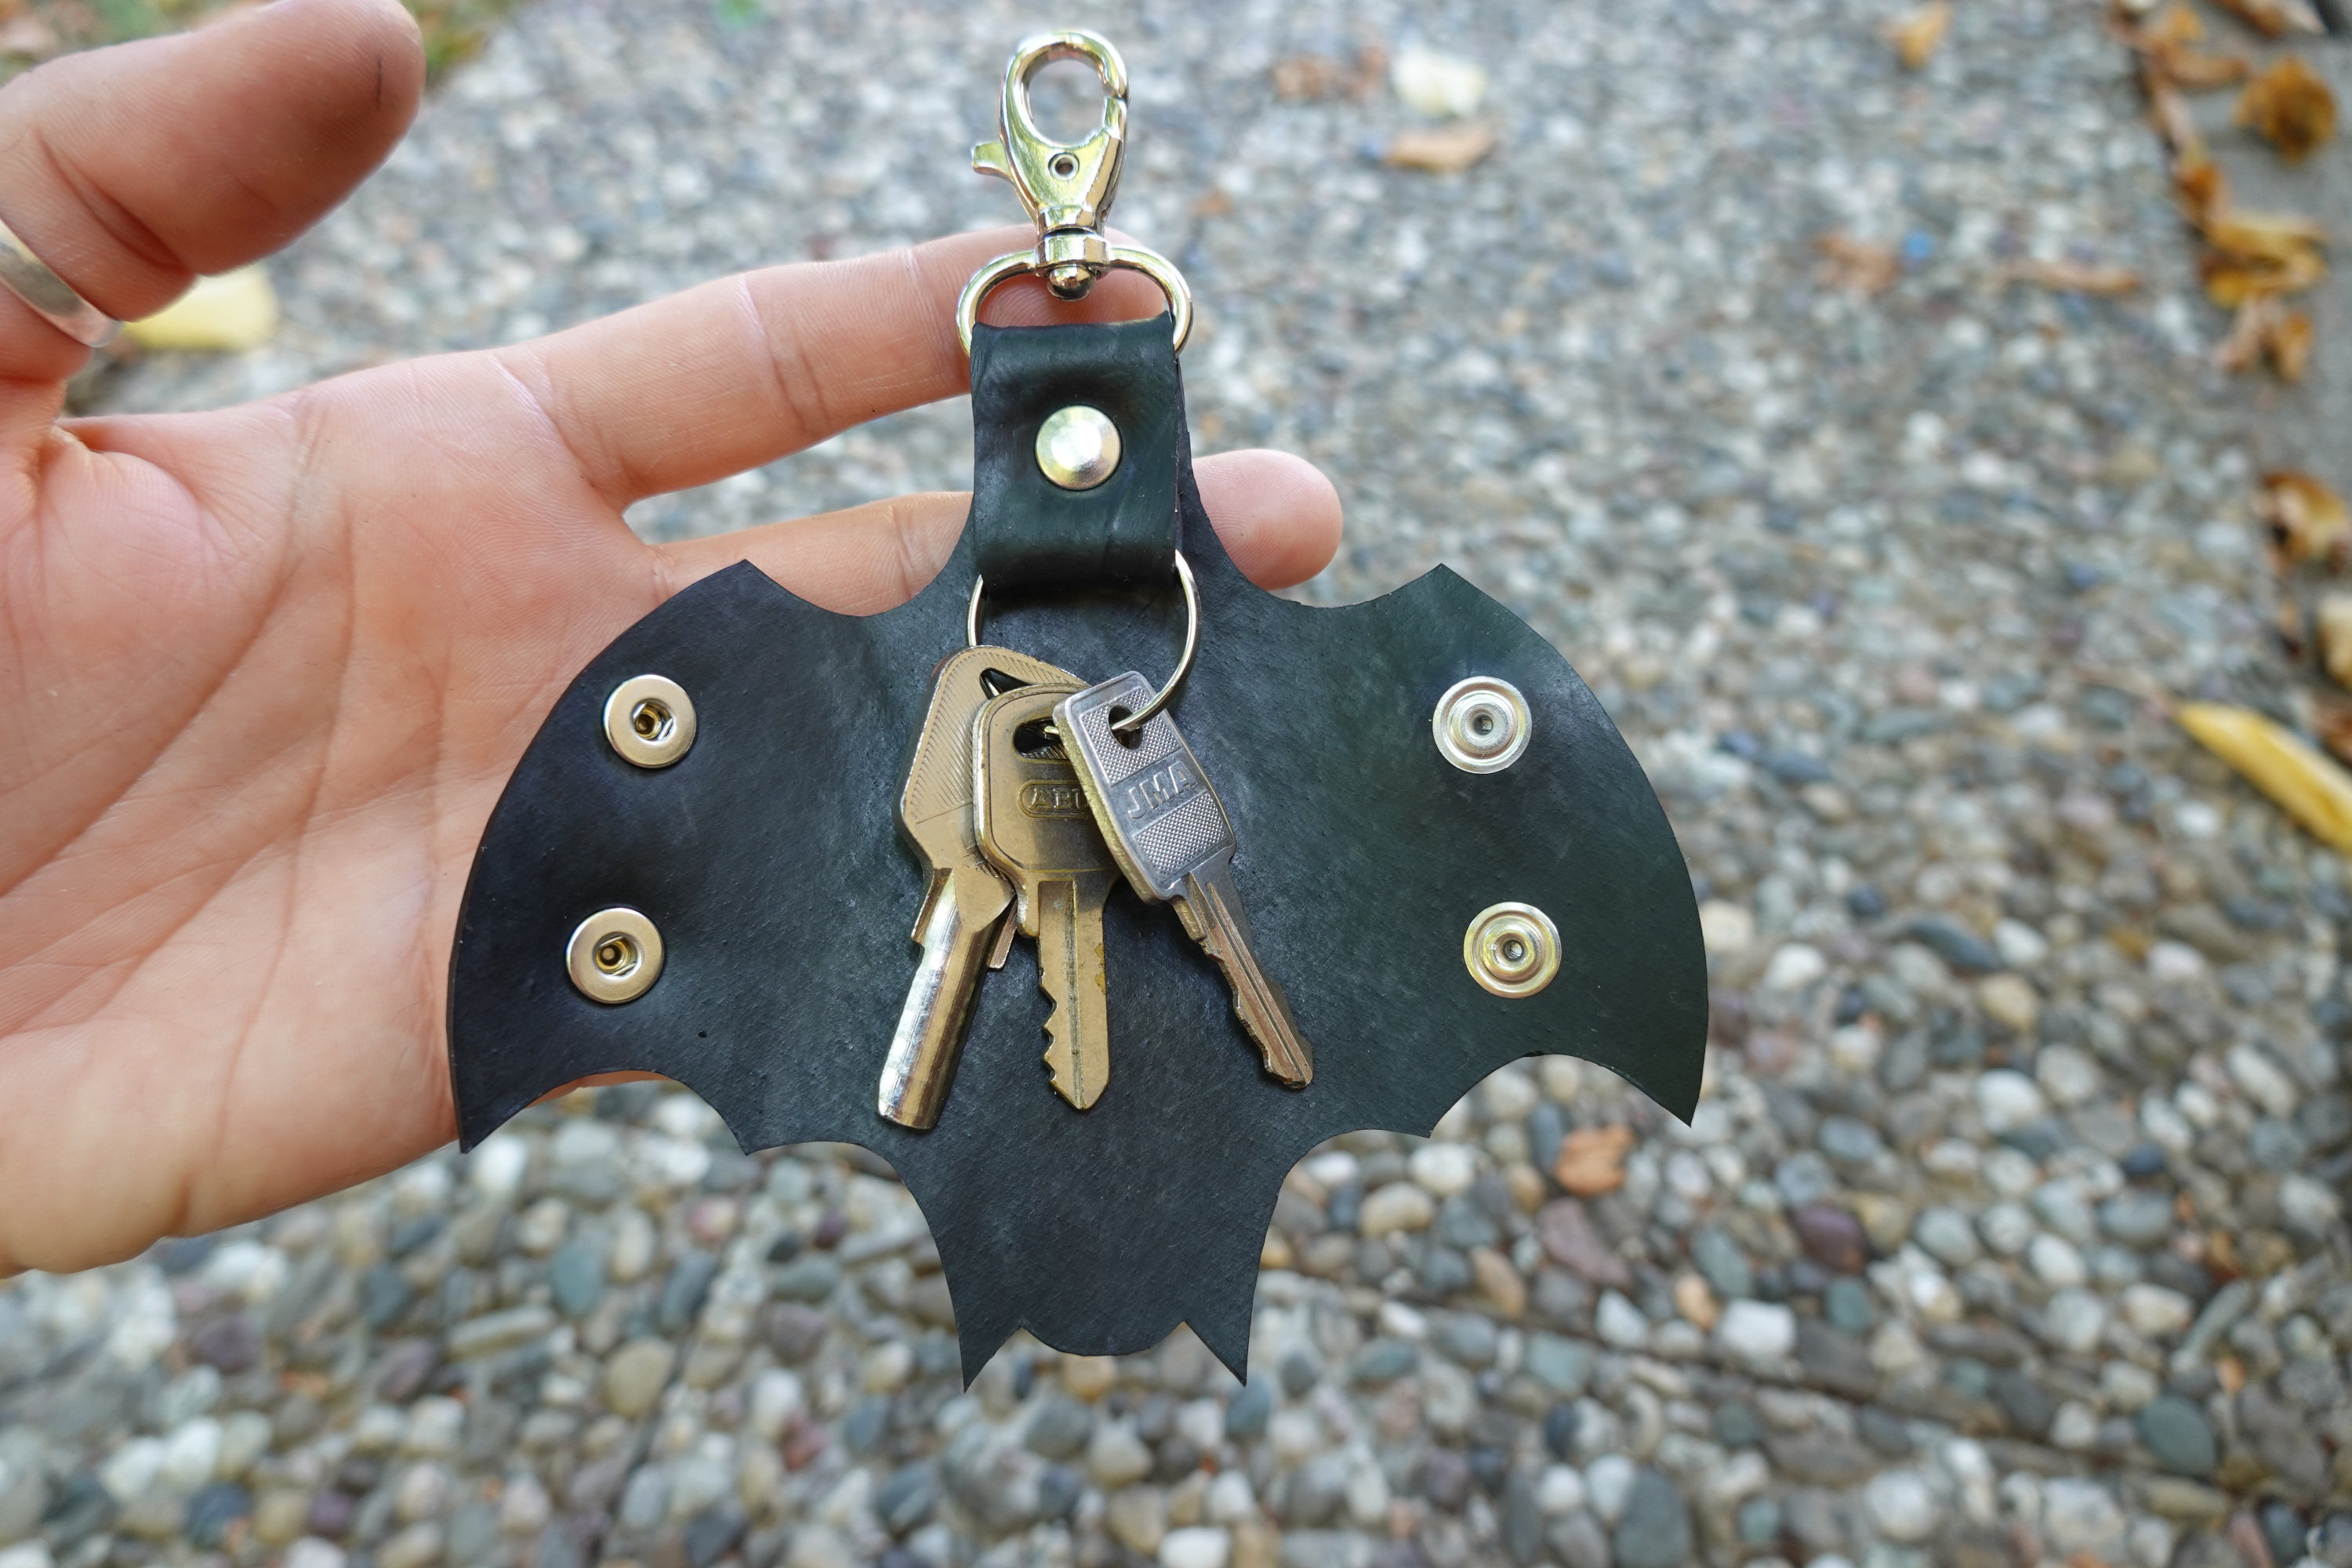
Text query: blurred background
9 2 2352 1568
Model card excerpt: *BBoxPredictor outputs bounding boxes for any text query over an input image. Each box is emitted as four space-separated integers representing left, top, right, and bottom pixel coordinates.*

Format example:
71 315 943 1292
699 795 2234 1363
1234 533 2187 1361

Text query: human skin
0 0 1341 1274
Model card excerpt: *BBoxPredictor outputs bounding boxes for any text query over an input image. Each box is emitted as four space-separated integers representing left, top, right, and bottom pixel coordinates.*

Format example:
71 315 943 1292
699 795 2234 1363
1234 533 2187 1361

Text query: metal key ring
967 550 1198 733
955 245 1192 357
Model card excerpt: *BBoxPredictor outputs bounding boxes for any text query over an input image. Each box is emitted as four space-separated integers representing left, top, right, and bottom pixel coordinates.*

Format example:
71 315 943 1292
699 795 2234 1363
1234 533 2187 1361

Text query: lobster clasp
972 31 1130 299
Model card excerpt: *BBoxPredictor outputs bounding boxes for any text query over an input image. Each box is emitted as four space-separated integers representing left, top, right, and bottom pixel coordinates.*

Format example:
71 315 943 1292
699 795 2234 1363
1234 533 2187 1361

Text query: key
972 682 1120 1111
1054 674 1313 1087
877 646 1077 1129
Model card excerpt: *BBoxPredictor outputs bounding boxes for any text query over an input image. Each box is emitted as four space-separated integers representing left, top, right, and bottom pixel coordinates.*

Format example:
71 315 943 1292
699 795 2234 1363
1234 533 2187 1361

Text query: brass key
1055 674 1312 1087
878 647 1076 1129
973 683 1120 1111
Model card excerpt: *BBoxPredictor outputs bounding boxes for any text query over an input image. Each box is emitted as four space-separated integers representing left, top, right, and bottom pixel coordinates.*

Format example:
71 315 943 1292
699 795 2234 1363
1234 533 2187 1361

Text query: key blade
1036 874 1114 1110
1055 673 1234 902
878 872 1007 1127
1183 855 1313 1087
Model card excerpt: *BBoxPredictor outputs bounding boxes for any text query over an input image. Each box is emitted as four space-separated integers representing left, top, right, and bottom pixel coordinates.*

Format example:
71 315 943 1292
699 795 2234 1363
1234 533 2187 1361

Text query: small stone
1224 1384 1271 1441
604 1339 676 1418
446 1305 554 1360
1026 1398 1094 1461
1524 1334 1592 1396
1824 1278 1876 1334
2100 1189 2173 1247
284 1542 346 1568
2040 1287 2107 1353
1105 1486 1168 1556
1992 1369 2056 1438
1160 1526 1231 1568
1089 1424 1154 1488
1795 1319 1878 1399
1471 1247 1526 1316
1536 1199 1630 1287
1349 1338 1419 1385
2227 1044 2302 1118
760 1303 829 1363
550 1240 607 1319
1792 1203 1867 1273
1715 1300 1795 1364
2281 1172 2343 1233
2138 1393 2219 1476
1817 1116 1884 1166
1552 1125 1635 1196
184 1483 252 1550
2121 1283 2194 1337
1975 1070 2048 1133
188 1313 263 1375
376 1523 442 1568
1762 942 1828 992
2029 1233 2087 1288
1864 1470 1940 1544
1688 1226 1753 1300
1609 1470 1691 1568
1596 1292 1649 1348
1357 1183 1436 1238
1976 1203 2034 1256
1409 1143 1477 1196
769 1258 841 1303
1976 973 2040 1033
1913 1206 1980 1267
1431 1312 1497 1367
1671 1273 1718 1330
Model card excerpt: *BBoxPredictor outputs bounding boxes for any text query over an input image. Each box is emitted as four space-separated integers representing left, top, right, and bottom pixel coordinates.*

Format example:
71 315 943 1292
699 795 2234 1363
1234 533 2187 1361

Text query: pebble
2137 1393 2220 1476
1356 1183 1434 1238
1976 973 2040 1034
1407 1143 1477 1196
604 1340 675 1419
2120 1283 2194 1337
1715 1300 1795 1364
1913 1206 1980 1267
1864 1470 1940 1543
1976 1071 2049 1134
2099 1189 2174 1247
1610 1470 1692 1568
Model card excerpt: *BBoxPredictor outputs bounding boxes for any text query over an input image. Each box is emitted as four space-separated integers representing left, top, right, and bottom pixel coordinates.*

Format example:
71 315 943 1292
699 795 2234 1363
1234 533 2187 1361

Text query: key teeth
1044 1004 1103 1110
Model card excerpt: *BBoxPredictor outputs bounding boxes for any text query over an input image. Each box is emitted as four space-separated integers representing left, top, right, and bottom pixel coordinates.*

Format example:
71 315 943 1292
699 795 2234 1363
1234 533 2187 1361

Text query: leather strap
968 315 1180 591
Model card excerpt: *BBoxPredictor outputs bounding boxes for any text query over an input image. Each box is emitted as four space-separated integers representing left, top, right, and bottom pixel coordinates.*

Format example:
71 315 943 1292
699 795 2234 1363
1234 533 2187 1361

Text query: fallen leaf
123 267 278 352
2176 702 2352 848
2163 46 2255 89
2125 5 2250 90
2238 56 2336 161
2216 294 2310 377
1383 123 1496 173
2151 77 2210 161
2212 0 2325 34
1390 43 1487 118
2176 154 2228 222
2202 207 2328 264
2268 303 2314 379
1552 1124 1635 1196
1271 54 1349 100
2318 595 2352 687
2258 470 2351 563
1817 232 1900 293
2201 245 2325 307
2008 258 2143 294
1885 1 1952 69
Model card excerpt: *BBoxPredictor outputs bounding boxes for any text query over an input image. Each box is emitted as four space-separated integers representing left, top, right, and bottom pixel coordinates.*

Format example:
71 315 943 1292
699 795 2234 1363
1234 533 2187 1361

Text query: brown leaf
2151 77 2210 161
1885 1 1952 69
2212 0 2325 34
2218 295 2278 372
2315 699 2352 766
1552 1124 1636 1196
2256 470 2351 562
2318 595 2352 688
1271 54 1349 100
2162 45 2254 89
2202 207 2328 263
2176 154 2229 222
2177 702 2352 849
2127 4 2251 89
2201 245 2326 306
2269 304 2315 379
2237 56 2336 161
1382 123 1496 173
1817 232 1900 293
2008 259 2143 294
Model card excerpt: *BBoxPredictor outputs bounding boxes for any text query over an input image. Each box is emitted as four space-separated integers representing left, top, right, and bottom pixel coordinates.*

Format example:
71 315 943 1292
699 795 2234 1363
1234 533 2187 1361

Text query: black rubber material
446 321 1707 1384
968 317 1180 591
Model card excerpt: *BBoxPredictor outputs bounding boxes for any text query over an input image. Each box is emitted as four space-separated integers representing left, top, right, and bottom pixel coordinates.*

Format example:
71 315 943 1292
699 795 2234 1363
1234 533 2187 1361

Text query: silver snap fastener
1035 405 1122 490
604 674 696 768
567 907 665 1004
1433 677 1531 773
1464 902 1560 998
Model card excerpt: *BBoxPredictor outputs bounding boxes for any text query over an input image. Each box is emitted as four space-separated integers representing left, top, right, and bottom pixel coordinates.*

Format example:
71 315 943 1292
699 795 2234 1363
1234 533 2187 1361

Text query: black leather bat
447 319 1706 1383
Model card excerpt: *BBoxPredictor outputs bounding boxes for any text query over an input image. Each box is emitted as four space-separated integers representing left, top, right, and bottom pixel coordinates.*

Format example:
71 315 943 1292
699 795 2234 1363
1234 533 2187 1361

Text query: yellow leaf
2176 702 2352 850
2237 55 2336 161
2257 469 2349 561
124 267 278 352
1885 1 1951 69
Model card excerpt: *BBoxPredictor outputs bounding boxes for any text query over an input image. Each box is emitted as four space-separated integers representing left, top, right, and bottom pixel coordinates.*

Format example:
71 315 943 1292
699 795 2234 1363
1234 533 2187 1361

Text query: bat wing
449 463 1704 1384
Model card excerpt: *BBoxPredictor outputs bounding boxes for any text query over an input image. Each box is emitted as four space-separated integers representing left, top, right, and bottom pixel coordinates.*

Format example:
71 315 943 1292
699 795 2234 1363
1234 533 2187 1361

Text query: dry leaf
1390 44 1488 118
2218 295 2317 379
1383 123 1496 172
1886 2 1952 69
2212 0 2325 35
122 267 278 352
1272 54 1348 100
2127 5 2250 90
2259 470 2350 563
2238 56 2336 161
2176 702 2352 850
2268 304 2314 379
2318 595 2352 687
2008 258 2143 294
2316 699 2352 765
2201 245 2325 307
2202 208 2328 263
1817 232 1900 293
1553 1124 1636 1196
2176 154 2229 222
2151 78 2210 160
2164 47 2255 89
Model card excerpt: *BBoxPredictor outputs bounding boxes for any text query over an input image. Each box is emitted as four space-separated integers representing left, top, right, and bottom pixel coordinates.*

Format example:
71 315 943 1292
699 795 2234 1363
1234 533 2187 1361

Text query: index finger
502 227 1178 510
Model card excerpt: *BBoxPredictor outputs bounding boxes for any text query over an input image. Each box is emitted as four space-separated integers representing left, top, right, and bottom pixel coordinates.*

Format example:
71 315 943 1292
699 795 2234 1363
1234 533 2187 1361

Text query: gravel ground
12 2 2352 1567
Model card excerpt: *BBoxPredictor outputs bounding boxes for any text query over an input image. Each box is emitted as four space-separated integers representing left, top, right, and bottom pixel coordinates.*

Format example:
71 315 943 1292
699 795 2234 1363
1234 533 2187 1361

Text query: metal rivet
604 674 696 768
567 907 665 1004
1433 677 1531 773
1465 902 1560 999
1036 405 1122 490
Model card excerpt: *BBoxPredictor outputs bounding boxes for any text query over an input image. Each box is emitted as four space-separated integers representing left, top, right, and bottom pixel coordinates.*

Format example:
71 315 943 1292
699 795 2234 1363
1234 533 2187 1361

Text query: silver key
1054 673 1312 1087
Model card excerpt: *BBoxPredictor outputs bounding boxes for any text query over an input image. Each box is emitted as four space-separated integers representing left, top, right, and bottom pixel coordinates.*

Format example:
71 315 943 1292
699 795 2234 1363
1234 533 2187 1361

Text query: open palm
0 0 1340 1275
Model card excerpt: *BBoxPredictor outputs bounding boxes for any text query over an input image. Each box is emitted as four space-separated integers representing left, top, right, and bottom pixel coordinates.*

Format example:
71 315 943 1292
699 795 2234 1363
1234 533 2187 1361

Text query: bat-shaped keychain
447 30 1707 1383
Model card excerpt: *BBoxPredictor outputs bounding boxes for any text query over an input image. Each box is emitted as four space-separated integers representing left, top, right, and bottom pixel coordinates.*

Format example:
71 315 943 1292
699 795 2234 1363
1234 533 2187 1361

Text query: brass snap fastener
567 907 665 1004
1036 405 1121 490
604 674 696 768
1433 676 1531 774
1464 902 1560 998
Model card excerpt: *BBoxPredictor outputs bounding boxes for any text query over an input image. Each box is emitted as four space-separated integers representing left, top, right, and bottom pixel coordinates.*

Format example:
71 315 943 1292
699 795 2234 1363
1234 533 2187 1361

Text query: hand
0 0 1342 1275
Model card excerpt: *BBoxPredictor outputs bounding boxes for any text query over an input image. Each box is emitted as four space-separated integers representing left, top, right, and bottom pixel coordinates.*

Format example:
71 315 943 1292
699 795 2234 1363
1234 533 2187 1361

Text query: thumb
0 0 423 388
